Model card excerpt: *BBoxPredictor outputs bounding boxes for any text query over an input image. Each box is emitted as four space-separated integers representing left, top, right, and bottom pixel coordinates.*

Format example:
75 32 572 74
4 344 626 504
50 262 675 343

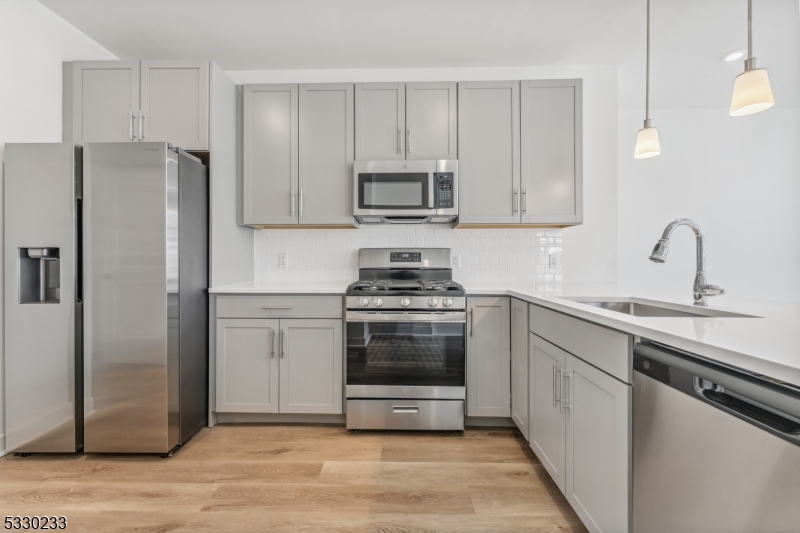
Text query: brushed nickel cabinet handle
522 188 527 214
398 128 402 154
407 127 411 153
261 306 292 310
291 190 296 216
561 370 570 414
130 111 135 140
271 328 276 358
469 308 474 338
139 111 145 140
300 190 304 216
282 329 287 358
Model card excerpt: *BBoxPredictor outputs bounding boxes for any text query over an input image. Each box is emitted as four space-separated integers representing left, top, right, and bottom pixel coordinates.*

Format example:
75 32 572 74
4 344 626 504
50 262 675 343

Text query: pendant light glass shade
730 0 774 116
634 120 661 159
730 66 774 116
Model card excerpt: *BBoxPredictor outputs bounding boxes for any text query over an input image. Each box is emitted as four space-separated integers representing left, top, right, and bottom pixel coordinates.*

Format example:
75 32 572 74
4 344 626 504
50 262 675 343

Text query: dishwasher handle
635 342 800 448
700 387 800 440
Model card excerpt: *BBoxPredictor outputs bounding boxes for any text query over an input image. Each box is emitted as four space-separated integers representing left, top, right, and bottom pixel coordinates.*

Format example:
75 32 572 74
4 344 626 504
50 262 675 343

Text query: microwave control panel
434 172 455 209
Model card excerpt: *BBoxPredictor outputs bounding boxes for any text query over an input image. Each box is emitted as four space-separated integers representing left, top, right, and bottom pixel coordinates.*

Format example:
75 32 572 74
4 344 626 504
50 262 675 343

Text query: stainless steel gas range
345 248 466 431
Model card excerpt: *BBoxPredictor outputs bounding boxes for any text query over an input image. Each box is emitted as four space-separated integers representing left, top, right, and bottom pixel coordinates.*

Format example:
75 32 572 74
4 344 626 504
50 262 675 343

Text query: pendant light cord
747 0 752 60
645 0 651 122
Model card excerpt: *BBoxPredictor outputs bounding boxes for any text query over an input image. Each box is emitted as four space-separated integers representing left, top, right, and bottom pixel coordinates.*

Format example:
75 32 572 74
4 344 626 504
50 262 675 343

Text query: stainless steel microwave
353 160 458 224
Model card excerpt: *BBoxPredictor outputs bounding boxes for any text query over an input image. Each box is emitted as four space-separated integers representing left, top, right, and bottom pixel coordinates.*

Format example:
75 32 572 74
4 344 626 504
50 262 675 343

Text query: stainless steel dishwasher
633 342 800 533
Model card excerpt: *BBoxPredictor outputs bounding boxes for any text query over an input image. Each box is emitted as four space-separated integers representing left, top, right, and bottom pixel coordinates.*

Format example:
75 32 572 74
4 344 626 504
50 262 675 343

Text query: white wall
228 65 619 287
0 0 115 454
617 108 800 303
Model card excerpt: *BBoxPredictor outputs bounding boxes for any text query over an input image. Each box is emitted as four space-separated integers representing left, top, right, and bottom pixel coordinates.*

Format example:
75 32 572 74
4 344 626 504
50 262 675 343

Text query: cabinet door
279 319 343 414
405 82 457 160
140 60 209 150
466 297 510 417
520 79 583 224
510 299 529 439
71 60 140 143
299 83 355 225
566 353 631 533
355 82 405 161
216 319 279 413
243 84 299 225
529 333 567 492
457 81 520 224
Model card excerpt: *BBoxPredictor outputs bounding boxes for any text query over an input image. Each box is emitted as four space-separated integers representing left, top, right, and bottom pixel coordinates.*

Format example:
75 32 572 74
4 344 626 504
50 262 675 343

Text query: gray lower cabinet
457 81 521 224
466 297 510 417
299 83 354 225
510 299 529 439
405 81 458 160
520 79 583 224
529 332 567 492
243 84 299 226
216 318 280 413
565 353 631 533
216 317 343 415
279 319 343 414
355 82 406 161
64 60 210 149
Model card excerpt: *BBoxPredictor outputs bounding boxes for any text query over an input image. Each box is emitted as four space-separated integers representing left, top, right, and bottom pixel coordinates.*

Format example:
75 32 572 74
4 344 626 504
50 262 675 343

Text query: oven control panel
434 172 455 209
390 252 421 263
346 296 465 311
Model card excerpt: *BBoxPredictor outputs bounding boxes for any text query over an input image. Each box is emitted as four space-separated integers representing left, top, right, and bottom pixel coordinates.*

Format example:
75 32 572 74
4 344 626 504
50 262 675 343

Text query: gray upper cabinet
457 81 521 224
529 332 567 492
355 82 406 161
140 60 209 150
215 318 279 413
565 353 631 533
520 79 583 225
279 319 343 414
405 82 458 160
511 299 529 440
243 84 299 226
466 296 510 417
64 60 210 149
67 60 140 143
299 83 355 225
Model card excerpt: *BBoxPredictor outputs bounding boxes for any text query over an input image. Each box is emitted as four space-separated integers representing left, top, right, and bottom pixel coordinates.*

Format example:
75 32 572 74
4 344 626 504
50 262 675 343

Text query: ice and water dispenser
19 247 60 303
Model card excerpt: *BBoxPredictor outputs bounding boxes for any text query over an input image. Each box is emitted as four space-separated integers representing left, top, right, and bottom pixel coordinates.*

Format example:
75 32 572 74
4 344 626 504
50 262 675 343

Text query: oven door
346 311 466 400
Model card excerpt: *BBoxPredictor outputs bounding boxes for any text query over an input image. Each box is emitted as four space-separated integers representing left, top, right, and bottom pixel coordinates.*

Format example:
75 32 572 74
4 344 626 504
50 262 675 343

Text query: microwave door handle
428 174 435 209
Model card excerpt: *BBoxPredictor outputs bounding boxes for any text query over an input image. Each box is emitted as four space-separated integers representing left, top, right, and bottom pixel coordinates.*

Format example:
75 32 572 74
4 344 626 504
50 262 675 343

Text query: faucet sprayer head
649 238 670 263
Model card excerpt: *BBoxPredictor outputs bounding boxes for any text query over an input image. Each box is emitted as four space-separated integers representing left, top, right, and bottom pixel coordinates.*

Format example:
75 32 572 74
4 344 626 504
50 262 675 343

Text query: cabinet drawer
346 399 464 431
529 304 632 383
216 295 342 319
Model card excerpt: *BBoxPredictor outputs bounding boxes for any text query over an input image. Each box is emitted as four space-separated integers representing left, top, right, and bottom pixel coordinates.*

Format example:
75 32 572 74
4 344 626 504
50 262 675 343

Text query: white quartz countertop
209 281 800 388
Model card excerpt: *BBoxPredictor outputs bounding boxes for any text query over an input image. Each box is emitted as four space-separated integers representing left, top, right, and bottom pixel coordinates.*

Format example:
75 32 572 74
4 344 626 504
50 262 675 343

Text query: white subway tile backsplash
254 226 563 289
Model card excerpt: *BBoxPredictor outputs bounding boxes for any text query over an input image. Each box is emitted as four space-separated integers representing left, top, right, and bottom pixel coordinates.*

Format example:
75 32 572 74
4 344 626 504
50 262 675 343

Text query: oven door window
358 173 428 210
347 321 465 387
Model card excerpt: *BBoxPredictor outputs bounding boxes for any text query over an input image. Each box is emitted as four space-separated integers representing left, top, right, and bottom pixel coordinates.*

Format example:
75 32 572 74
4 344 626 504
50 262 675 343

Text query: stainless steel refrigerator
4 142 208 455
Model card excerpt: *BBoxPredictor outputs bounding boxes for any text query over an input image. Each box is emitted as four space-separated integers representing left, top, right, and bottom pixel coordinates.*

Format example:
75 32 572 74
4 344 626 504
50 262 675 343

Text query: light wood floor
0 424 588 533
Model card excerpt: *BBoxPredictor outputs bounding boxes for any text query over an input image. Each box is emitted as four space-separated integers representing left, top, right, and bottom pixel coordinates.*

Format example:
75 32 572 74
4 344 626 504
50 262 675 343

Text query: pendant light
634 0 661 159
729 0 774 116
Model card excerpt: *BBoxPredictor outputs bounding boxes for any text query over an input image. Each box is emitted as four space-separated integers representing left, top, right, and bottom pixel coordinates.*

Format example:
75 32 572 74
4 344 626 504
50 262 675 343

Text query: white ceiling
39 0 799 108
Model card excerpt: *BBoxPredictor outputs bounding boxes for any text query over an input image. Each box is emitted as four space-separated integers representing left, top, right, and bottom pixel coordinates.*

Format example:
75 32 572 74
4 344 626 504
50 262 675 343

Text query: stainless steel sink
563 298 758 318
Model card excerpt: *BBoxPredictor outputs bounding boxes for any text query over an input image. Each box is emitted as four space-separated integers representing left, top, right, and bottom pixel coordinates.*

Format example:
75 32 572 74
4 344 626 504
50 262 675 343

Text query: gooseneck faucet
649 218 725 306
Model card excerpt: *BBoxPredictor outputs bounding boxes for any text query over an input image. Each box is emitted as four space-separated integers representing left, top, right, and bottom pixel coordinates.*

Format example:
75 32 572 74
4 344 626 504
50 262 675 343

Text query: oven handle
346 311 466 323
